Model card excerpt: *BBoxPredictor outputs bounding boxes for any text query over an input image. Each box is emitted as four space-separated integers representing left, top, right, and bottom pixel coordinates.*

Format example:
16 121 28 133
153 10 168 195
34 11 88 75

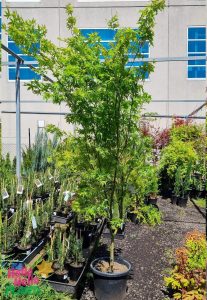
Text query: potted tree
3 0 165 298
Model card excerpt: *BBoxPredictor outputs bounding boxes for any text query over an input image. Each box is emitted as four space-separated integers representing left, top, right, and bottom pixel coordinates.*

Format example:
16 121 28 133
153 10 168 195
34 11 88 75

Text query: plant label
17 185 24 195
63 275 68 280
32 216 37 229
9 208 15 214
53 212 57 216
2 189 9 200
24 200 33 210
63 191 70 202
35 179 43 188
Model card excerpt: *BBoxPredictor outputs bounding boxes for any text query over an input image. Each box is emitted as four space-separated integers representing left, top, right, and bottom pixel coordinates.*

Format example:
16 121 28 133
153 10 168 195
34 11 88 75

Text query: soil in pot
52 261 61 271
17 244 32 255
68 262 84 282
54 269 69 282
91 257 131 300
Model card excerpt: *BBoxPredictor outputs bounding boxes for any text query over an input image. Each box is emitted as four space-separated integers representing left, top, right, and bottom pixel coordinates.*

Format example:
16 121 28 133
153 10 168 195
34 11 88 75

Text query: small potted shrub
67 233 84 282
54 229 70 281
177 163 192 207
171 167 182 205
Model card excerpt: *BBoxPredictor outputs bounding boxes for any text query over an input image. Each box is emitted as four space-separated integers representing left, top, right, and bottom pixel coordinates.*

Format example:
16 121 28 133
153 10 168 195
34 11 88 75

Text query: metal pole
15 59 21 183
29 128 31 149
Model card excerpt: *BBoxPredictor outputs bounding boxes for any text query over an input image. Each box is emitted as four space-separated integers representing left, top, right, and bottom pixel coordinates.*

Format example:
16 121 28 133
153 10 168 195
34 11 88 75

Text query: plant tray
42 219 105 297
2 238 48 267
51 212 74 224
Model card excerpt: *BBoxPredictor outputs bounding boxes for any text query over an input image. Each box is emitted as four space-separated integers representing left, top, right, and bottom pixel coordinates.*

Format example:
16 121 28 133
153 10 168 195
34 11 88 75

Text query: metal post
28 128 31 149
15 59 21 183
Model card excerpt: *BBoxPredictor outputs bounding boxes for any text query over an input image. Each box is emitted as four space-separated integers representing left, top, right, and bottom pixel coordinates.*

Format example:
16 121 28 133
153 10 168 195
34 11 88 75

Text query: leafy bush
164 230 207 300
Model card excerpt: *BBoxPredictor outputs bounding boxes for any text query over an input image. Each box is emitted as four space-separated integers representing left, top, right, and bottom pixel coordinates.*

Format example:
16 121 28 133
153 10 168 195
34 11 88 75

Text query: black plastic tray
2 238 47 267
42 219 105 297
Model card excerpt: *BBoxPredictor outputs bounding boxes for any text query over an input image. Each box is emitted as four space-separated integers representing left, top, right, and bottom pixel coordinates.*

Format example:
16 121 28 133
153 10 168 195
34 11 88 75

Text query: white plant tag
32 216 37 229
48 173 53 180
35 179 42 188
9 208 15 214
2 189 9 200
24 200 33 210
63 275 68 280
26 249 31 255
53 212 57 216
63 191 70 202
17 185 24 195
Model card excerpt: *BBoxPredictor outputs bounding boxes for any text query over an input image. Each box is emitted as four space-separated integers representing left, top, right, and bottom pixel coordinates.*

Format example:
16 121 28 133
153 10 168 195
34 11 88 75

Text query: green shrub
164 230 207 300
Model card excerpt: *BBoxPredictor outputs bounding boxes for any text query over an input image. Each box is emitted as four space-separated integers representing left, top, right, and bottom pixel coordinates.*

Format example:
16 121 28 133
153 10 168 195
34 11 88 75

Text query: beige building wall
0 0 206 156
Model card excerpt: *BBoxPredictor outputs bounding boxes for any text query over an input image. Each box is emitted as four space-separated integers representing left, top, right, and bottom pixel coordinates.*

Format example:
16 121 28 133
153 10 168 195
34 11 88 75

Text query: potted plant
147 166 159 206
17 209 33 254
177 163 192 208
67 232 84 282
171 167 182 205
54 229 70 281
0 213 16 257
3 1 165 299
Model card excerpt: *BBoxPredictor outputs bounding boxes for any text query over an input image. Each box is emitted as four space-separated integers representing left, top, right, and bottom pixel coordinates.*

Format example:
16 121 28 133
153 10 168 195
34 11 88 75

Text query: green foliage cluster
0 268 71 300
159 120 206 195
3 0 165 269
164 230 207 300
135 204 162 226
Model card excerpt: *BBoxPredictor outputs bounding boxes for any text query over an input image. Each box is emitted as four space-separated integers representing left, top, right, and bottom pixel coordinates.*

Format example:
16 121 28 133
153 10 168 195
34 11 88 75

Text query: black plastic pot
90 257 131 300
68 262 84 282
177 196 188 208
54 269 69 282
127 212 139 224
171 195 177 205
147 197 158 206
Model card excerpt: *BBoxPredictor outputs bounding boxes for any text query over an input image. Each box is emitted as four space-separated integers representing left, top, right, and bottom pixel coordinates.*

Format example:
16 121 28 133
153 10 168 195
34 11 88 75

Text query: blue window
8 37 41 81
80 28 149 79
188 27 206 79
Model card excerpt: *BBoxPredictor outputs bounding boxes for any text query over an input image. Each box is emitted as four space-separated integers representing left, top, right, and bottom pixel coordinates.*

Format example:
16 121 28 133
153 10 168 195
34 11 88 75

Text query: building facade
0 0 206 156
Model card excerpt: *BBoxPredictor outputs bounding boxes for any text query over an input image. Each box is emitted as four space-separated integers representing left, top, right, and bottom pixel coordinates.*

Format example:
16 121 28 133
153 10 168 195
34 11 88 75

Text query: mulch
80 198 206 300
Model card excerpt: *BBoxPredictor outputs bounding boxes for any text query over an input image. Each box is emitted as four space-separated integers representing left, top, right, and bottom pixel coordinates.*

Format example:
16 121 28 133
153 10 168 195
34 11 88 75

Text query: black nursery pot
68 262 84 282
54 269 69 282
147 197 158 206
127 212 139 224
177 196 188 208
90 257 131 300
171 194 177 205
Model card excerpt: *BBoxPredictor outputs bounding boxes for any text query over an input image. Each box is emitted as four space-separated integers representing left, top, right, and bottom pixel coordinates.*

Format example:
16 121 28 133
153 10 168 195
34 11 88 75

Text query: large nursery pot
90 257 131 300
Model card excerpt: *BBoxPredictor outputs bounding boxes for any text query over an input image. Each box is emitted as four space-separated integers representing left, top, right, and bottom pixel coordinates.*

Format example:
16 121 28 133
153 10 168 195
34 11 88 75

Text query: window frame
187 26 206 80
7 37 41 82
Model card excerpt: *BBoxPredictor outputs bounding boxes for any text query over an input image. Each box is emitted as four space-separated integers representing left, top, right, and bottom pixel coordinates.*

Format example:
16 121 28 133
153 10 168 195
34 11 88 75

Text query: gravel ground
80 198 206 300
